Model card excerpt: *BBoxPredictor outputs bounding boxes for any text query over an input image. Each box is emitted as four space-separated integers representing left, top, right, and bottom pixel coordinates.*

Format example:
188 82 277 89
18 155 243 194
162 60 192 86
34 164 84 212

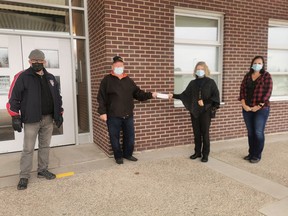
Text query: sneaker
37 170 56 180
17 178 28 190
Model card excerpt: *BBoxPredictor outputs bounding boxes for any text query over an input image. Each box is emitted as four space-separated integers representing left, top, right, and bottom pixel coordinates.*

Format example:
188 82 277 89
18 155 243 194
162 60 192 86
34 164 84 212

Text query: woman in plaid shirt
239 56 273 163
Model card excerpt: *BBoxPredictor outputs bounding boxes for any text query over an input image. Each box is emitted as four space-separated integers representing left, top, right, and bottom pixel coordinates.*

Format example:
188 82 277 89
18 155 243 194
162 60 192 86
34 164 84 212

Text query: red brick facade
88 0 288 155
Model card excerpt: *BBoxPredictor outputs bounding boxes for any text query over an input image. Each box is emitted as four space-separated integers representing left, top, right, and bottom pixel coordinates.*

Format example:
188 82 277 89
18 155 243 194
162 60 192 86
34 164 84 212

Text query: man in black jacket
97 55 157 164
7 49 63 190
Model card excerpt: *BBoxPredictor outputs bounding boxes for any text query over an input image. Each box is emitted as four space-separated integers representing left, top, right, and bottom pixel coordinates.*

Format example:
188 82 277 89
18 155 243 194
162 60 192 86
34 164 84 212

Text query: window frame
174 8 224 107
268 19 288 101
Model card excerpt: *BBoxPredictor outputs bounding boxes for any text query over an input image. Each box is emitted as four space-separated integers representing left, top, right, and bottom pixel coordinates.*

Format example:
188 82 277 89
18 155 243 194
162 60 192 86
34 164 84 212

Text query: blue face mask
195 70 205 77
114 67 124 75
251 64 263 71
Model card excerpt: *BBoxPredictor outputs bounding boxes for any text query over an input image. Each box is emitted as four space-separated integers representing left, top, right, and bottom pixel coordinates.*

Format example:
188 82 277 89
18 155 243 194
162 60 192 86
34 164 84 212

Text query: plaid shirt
239 71 273 107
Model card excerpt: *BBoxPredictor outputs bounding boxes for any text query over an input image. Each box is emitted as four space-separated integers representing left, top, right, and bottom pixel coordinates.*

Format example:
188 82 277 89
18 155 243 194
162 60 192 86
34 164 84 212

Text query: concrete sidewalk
0 133 287 216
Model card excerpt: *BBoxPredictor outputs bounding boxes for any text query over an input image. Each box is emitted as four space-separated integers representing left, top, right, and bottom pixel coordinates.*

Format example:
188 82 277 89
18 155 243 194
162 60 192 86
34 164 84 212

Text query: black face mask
31 63 44 72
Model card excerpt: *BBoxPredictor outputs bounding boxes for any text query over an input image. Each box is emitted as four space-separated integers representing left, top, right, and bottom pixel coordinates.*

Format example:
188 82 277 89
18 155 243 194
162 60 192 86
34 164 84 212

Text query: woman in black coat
169 61 220 162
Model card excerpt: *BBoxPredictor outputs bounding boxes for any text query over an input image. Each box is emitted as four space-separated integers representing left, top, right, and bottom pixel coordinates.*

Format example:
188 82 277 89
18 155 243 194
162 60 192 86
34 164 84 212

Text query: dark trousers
106 116 135 159
242 107 270 159
190 111 211 157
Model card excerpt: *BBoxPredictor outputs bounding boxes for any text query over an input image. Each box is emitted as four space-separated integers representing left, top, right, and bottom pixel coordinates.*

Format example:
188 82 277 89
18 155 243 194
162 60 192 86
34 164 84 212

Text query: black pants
106 116 135 160
190 111 211 157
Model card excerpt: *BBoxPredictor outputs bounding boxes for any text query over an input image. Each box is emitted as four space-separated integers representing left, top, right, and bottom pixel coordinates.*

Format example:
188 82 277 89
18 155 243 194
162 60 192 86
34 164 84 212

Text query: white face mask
251 64 263 71
195 70 205 77
114 67 124 75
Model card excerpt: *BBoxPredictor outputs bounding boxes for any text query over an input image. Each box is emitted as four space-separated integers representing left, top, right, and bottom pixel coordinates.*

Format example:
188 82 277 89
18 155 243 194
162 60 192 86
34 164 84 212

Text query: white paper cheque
157 93 169 99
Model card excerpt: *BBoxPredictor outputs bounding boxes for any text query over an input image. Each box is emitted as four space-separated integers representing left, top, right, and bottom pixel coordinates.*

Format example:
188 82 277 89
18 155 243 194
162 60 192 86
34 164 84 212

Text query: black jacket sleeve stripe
6 70 24 117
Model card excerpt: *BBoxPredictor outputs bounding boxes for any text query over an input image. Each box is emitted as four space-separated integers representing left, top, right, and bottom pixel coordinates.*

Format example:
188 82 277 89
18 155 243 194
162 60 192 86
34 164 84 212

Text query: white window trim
174 8 224 107
268 19 288 101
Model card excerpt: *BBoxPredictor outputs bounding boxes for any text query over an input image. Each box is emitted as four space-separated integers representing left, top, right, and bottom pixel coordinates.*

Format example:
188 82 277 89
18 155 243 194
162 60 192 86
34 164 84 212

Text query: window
0 2 69 33
174 9 223 106
268 20 288 100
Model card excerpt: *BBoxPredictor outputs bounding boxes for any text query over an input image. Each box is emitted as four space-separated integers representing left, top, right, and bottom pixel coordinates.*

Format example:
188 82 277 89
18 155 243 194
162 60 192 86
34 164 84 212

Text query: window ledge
173 100 225 108
270 96 288 102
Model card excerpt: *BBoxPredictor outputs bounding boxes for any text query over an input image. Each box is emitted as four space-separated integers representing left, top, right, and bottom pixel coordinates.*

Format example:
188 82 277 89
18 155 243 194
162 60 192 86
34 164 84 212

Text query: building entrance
0 34 76 153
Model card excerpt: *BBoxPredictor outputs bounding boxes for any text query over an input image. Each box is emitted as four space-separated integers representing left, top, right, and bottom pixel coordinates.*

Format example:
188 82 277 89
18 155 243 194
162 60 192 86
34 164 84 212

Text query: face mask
251 64 263 71
114 67 124 75
195 70 205 77
31 63 44 72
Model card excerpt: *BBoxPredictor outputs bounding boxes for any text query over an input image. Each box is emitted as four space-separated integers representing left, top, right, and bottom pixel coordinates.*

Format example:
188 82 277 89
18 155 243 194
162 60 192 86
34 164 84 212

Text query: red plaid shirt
239 71 273 107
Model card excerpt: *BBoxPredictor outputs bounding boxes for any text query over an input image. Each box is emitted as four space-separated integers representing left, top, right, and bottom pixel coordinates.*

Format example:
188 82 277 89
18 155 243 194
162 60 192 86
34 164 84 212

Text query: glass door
0 34 23 153
0 35 76 153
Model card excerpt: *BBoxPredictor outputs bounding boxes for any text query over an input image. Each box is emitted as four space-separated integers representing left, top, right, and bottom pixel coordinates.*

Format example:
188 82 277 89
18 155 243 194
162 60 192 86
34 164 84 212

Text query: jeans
20 115 53 178
190 110 211 157
242 107 270 159
107 116 135 159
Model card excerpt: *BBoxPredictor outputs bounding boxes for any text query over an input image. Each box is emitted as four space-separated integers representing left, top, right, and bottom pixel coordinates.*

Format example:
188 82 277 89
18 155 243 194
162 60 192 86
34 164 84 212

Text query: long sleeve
6 71 24 117
97 78 107 115
173 78 220 117
173 81 194 111
261 72 273 104
207 79 220 108
239 71 273 107
54 78 64 115
239 73 249 101
173 94 181 100
132 81 152 101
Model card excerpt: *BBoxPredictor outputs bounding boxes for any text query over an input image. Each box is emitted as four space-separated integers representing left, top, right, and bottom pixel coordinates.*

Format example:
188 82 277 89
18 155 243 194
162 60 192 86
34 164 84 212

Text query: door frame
22 36 77 147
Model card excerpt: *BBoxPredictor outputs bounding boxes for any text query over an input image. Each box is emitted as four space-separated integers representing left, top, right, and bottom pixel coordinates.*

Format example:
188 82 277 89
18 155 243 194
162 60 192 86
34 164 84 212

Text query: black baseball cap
112 55 124 63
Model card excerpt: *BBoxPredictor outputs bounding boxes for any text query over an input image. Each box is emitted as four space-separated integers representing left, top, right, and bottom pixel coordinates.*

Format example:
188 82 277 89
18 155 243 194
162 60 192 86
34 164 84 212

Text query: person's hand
12 115 22 132
243 105 252 112
100 114 107 122
250 105 261 112
198 100 204 106
152 92 157 99
55 115 63 128
168 93 173 100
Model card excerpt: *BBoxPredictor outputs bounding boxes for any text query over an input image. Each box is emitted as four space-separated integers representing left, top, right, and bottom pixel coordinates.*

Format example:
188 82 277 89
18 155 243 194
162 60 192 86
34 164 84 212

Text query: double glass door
0 35 76 153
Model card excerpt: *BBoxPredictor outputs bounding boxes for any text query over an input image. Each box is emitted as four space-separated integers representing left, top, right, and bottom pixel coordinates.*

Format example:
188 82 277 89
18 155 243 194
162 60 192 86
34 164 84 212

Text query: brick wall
88 0 288 155
88 0 111 153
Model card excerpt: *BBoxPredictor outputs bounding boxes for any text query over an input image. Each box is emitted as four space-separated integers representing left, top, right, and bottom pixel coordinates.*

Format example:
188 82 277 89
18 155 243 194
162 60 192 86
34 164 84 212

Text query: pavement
0 132 287 216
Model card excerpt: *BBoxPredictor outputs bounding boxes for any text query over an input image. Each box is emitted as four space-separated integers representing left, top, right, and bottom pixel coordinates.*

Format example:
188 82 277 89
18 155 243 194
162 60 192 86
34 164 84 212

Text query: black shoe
17 178 28 190
243 155 251 160
190 153 201 160
250 157 260 163
124 156 138 161
201 156 208 163
37 170 56 180
116 158 123 164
